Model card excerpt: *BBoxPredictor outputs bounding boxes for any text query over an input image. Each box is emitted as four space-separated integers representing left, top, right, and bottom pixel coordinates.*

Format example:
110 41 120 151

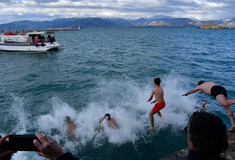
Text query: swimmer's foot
200 102 207 111
228 126 235 132
202 102 207 106
200 107 207 111
148 127 155 130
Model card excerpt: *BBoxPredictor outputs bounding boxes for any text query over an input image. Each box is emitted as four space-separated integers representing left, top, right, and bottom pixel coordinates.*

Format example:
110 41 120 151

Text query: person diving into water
182 81 235 132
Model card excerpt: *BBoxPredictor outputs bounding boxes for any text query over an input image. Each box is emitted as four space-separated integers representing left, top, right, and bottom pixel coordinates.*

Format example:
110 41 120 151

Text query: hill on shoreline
0 17 235 31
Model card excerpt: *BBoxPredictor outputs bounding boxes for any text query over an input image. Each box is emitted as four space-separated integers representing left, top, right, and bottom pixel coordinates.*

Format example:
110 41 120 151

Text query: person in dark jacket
165 111 228 160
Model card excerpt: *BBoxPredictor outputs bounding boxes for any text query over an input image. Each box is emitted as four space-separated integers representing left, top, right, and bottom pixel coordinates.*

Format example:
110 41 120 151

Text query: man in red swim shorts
152 102 166 113
147 78 166 130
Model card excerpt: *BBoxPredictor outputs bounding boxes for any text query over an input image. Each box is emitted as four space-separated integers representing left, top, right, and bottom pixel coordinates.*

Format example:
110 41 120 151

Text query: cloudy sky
0 0 234 24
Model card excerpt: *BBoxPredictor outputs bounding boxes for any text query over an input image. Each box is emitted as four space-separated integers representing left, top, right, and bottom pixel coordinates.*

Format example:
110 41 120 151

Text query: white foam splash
11 151 43 160
7 73 199 159
35 73 198 147
10 95 30 134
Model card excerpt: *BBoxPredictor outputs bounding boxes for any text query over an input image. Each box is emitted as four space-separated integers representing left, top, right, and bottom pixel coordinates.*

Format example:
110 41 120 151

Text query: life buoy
35 43 39 47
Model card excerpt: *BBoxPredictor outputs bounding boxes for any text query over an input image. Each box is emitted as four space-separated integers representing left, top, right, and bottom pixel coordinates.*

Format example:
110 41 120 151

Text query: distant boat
0 31 62 52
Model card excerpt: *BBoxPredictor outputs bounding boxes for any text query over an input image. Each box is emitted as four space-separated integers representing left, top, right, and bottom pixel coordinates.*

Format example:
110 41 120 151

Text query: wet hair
198 81 205 85
65 116 71 123
187 111 228 155
154 78 161 85
105 113 111 120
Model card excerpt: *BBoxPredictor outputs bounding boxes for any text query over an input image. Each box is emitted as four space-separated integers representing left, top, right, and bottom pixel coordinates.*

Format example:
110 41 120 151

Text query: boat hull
0 42 61 52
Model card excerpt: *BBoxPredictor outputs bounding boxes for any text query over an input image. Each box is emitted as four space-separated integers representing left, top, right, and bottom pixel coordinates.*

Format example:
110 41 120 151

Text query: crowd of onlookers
31 34 56 44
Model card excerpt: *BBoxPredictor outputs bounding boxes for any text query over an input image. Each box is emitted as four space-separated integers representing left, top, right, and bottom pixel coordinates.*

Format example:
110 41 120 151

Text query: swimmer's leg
216 95 235 131
149 111 156 130
157 111 162 117
223 106 235 132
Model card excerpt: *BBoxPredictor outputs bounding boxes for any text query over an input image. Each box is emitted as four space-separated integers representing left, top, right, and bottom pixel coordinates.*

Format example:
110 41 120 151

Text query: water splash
35 73 198 148
9 95 30 134
8 73 199 159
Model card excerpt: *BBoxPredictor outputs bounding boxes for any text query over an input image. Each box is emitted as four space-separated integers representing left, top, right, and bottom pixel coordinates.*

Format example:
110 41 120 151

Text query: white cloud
0 0 234 24
207 2 227 7
0 2 7 7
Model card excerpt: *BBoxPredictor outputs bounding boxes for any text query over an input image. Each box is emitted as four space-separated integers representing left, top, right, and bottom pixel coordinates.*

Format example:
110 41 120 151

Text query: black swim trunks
211 85 227 98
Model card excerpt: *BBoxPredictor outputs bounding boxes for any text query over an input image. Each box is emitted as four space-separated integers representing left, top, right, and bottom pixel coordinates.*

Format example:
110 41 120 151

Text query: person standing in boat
41 35 45 43
31 35 35 44
47 34 51 42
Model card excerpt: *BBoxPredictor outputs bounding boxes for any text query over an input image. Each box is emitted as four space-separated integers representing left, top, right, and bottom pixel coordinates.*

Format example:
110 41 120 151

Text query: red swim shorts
152 102 166 113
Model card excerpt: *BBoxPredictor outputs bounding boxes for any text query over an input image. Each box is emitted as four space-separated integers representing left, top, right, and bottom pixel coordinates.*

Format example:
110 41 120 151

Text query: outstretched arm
147 90 154 102
99 117 105 124
182 87 199 96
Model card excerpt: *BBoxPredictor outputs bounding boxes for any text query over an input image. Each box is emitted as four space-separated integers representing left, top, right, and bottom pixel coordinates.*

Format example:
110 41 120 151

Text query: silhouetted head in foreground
198 81 205 85
186 111 228 155
105 113 111 120
154 78 161 86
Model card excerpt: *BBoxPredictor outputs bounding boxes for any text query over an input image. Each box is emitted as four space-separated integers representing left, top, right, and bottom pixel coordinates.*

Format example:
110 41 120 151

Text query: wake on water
4 74 199 160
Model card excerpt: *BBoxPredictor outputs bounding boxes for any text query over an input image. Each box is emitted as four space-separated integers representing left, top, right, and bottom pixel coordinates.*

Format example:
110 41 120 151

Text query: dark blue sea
0 28 234 160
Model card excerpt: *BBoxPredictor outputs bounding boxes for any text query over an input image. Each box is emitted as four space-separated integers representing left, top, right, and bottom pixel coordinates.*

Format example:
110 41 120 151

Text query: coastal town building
201 21 221 29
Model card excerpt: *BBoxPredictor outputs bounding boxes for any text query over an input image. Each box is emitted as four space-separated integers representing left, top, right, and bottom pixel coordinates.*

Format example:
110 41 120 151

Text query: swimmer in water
65 116 76 141
99 113 118 130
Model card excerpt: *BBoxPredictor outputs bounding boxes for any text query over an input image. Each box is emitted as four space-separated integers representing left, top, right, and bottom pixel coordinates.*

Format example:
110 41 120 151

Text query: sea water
0 28 234 160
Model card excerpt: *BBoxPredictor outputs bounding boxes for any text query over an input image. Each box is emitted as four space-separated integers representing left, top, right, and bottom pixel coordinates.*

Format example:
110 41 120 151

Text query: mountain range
0 16 235 31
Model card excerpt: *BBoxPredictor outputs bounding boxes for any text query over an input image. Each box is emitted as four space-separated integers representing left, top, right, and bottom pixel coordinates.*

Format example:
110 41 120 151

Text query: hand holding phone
9 135 39 151
33 133 64 160
0 133 17 160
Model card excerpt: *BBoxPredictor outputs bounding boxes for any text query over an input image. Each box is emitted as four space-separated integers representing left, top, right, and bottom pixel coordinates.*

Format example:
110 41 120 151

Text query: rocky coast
161 132 235 160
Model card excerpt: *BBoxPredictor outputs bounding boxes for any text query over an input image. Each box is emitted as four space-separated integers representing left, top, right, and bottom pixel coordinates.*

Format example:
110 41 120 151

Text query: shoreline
160 132 235 160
